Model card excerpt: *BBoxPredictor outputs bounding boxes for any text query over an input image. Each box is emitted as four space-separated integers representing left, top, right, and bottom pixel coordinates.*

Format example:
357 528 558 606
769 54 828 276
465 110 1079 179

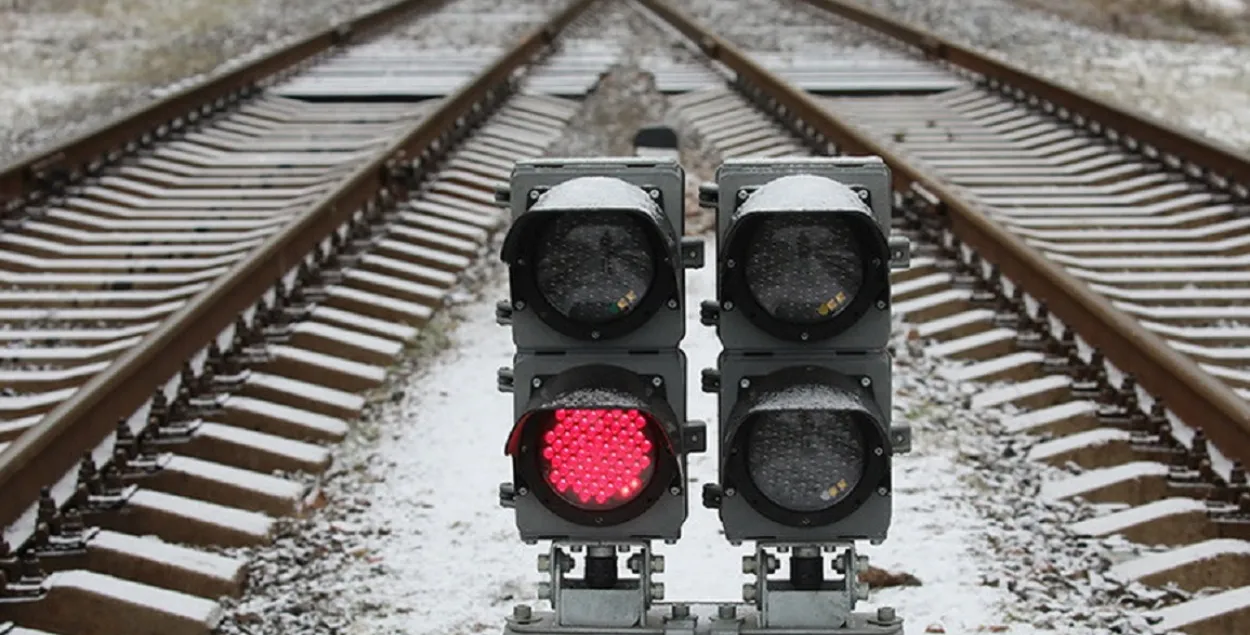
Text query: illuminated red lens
539 408 658 510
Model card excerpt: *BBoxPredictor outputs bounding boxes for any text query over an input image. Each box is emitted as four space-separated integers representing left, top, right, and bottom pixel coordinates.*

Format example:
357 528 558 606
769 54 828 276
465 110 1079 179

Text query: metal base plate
505 603 903 635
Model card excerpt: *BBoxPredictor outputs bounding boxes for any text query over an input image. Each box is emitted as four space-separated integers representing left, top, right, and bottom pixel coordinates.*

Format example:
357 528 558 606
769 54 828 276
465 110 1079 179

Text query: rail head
0 0 441 209
636 0 1250 463
0 0 599 532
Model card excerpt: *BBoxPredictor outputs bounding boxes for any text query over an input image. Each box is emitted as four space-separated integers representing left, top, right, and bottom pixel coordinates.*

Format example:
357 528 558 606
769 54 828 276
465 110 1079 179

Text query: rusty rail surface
638 0 1250 464
0 0 439 208
796 0 1250 195
0 0 598 530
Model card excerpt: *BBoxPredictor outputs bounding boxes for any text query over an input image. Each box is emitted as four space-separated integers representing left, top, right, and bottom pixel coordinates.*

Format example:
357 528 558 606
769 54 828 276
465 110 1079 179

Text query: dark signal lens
744 411 866 512
539 408 658 510
534 213 656 325
743 216 864 325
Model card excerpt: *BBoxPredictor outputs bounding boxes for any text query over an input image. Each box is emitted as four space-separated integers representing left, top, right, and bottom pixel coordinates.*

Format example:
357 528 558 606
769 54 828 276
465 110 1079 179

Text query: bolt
669 486 681 496
590 330 601 340
874 447 884 456
739 378 751 389
513 605 533 621
860 377 872 387
517 486 529 496
537 582 552 600
649 189 661 200
724 487 737 497
878 486 888 496
652 376 664 387
800 332 810 341
671 604 690 619
876 300 887 310
723 301 734 310
514 300 526 311
877 606 897 622
667 299 678 309
742 555 757 574
726 258 736 268
531 378 542 388
738 190 749 200
628 554 643 573
529 190 540 200
651 555 665 573
537 554 551 572
742 583 757 602
857 189 870 200
718 605 737 619
651 582 665 601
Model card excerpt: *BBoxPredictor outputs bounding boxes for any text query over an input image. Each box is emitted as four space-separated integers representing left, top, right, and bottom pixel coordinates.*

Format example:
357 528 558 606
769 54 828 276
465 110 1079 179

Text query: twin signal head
719 174 890 344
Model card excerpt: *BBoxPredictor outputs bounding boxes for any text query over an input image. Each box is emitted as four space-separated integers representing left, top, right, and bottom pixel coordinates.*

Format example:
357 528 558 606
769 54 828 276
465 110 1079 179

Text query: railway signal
495 158 705 628
699 157 910 631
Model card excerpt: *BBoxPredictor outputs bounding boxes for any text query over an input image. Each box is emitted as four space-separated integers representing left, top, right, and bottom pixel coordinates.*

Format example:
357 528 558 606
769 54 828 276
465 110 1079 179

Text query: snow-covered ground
218 245 1174 635
831 0 1250 152
0 0 391 164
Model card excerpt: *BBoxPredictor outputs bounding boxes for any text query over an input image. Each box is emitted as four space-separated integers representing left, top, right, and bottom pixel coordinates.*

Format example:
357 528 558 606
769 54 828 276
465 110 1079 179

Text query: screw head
590 330 601 340
739 378 751 389
857 189 870 200
726 258 736 268
514 300 526 310
532 378 543 388
876 300 887 310
652 376 664 387
667 298 679 309
723 301 735 310
649 189 661 200
738 190 749 200
669 486 681 496
724 487 737 497
860 377 872 387
874 447 883 456
529 190 540 200
878 486 889 496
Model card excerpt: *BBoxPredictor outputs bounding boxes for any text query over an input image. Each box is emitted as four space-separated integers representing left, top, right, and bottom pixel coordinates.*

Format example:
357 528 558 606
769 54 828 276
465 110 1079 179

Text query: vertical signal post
699 157 911 634
495 158 705 631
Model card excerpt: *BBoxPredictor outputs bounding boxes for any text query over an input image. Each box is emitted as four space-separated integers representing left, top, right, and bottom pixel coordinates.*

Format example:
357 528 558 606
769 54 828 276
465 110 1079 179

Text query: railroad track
1 0 1249 633
0 0 622 631
637 0 1250 633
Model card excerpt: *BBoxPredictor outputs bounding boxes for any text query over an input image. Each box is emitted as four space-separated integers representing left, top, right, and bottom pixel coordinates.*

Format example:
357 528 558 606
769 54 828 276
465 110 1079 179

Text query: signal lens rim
725 406 887 529
509 209 678 341
515 406 678 527
720 210 888 342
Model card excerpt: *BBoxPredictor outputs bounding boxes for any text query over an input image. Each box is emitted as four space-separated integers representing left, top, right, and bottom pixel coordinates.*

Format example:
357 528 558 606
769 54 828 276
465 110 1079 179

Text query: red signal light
539 408 658 510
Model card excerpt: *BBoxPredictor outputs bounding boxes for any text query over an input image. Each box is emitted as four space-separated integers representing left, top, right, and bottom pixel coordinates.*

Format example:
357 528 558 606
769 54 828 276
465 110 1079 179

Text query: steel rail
795 0 1250 194
637 0 1250 464
0 0 598 529
0 0 441 208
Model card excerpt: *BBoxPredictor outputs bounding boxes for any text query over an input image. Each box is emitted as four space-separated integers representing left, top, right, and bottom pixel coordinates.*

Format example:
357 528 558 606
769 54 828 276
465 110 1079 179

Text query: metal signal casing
505 352 698 542
500 159 687 350
706 157 894 352
701 157 909 545
497 157 705 545
712 352 896 543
